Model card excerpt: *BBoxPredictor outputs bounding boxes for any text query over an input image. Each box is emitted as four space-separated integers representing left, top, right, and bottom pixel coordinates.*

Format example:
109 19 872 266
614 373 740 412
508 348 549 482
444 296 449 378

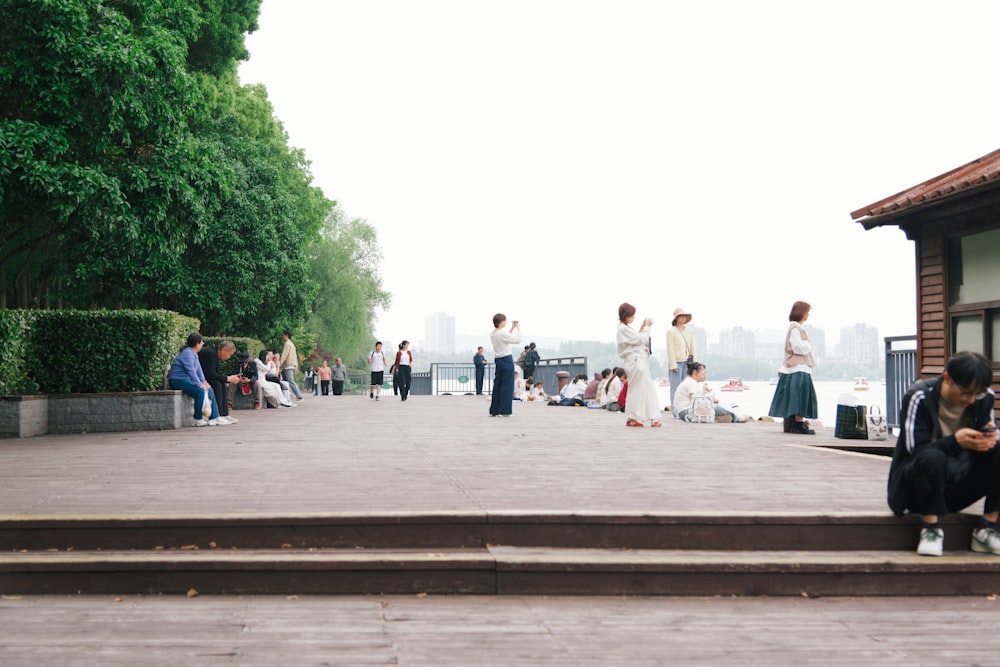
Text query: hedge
1 309 200 395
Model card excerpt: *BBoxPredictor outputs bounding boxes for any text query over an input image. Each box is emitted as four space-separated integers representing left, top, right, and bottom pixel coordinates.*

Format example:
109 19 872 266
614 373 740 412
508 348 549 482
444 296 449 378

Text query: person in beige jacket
666 307 695 418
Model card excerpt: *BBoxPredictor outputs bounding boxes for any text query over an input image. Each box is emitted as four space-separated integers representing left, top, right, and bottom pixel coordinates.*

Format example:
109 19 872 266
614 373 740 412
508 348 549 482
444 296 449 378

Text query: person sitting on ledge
167 332 220 427
888 351 1000 557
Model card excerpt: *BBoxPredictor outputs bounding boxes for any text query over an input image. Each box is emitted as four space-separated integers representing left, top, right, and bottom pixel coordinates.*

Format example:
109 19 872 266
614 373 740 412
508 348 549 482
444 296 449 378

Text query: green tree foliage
0 0 389 349
306 209 391 365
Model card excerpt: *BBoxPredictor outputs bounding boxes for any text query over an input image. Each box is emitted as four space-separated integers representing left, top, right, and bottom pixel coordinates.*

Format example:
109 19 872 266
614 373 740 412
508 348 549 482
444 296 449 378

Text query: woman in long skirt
489 313 522 417
616 303 662 427
768 300 819 434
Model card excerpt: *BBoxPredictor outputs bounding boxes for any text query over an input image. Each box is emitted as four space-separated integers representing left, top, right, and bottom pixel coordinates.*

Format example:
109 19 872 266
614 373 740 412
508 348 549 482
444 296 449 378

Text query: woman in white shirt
616 302 662 427
602 368 625 412
489 313 522 417
767 301 818 435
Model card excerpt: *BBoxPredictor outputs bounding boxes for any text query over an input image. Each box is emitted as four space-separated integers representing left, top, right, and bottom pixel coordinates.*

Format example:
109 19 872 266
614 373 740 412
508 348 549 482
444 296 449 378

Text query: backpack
687 394 716 423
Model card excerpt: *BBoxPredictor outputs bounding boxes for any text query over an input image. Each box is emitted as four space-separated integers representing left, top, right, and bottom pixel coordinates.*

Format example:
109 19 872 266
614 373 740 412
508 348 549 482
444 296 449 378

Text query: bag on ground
687 394 716 423
835 402 867 439
866 404 888 441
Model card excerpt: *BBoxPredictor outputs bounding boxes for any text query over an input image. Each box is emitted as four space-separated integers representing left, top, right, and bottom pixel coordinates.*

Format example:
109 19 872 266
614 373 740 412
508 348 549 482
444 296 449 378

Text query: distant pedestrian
369 342 388 401
395 340 413 401
279 329 303 400
318 360 332 396
522 342 540 382
666 307 695 418
489 314 522 417
331 358 347 396
473 346 487 395
768 301 818 434
616 303 661 427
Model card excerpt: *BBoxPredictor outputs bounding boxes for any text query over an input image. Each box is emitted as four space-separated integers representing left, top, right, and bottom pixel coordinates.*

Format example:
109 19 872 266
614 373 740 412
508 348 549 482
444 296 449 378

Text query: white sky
238 1 1000 348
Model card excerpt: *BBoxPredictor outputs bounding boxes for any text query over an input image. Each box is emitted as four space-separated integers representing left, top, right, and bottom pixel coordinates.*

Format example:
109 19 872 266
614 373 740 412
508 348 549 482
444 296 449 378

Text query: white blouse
490 327 522 357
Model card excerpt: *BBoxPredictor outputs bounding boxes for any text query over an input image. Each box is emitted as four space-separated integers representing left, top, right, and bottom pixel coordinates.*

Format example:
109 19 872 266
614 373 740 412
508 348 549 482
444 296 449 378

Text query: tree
306 209 391 364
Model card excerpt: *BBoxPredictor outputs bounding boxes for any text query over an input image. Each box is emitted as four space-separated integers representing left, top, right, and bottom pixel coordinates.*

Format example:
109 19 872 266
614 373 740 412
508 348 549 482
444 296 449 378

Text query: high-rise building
839 323 879 363
719 326 756 359
803 325 826 360
424 312 456 355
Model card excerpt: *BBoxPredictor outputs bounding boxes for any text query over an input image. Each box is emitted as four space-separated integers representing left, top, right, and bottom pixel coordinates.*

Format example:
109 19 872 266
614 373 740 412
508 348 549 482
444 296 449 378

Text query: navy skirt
490 354 515 416
768 371 818 419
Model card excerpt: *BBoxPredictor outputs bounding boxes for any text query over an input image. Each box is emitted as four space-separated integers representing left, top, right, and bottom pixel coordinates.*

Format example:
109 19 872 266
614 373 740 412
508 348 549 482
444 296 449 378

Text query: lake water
655 378 890 426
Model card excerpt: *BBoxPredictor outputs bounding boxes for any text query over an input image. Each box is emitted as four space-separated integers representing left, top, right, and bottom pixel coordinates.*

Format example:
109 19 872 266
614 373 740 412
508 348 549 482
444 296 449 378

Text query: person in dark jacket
522 342 540 382
887 351 999 556
229 351 262 409
197 340 240 425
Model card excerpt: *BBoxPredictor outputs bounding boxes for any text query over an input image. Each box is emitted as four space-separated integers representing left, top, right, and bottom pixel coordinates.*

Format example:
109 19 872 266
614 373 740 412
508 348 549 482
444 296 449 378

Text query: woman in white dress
255 351 292 408
616 302 662 427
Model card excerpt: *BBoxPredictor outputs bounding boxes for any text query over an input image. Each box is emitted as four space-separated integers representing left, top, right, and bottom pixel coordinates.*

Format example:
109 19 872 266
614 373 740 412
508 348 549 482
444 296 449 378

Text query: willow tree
306 209 391 364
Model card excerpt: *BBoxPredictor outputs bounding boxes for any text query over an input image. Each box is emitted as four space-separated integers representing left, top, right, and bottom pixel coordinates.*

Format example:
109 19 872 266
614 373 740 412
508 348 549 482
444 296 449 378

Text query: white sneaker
917 526 944 556
207 419 220 426
193 419 208 427
971 526 1000 555
216 416 232 425
224 415 238 424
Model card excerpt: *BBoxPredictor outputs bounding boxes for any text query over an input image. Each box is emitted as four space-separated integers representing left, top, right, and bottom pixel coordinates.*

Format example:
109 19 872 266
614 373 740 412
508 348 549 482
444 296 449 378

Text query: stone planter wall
0 391 195 438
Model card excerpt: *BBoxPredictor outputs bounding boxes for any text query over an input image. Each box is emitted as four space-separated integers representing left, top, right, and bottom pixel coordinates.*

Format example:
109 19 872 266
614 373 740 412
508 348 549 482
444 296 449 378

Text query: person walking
489 314 522 417
616 303 661 427
331 358 347 396
395 340 413 401
768 301 818 434
318 360 332 396
666 307 695 417
279 329 303 400
369 342 388 401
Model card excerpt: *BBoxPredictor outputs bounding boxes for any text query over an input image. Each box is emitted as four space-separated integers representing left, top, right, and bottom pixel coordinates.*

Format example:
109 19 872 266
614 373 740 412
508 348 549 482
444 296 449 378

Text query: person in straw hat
666 307 696 418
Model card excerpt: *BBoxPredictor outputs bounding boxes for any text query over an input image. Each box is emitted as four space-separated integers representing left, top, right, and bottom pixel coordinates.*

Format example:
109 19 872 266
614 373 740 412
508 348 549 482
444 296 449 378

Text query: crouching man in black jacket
888 351 999 556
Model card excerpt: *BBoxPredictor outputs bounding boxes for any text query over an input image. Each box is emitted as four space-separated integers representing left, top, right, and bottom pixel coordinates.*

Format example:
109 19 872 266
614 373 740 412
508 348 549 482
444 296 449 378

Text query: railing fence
884 335 918 432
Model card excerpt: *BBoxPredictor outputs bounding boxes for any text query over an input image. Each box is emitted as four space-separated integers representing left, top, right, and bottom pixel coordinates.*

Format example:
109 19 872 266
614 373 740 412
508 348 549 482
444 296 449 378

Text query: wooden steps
3 513 999 596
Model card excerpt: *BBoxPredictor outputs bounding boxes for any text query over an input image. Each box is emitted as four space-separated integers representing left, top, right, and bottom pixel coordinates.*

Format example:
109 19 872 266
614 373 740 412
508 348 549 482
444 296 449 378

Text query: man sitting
888 351 1000 557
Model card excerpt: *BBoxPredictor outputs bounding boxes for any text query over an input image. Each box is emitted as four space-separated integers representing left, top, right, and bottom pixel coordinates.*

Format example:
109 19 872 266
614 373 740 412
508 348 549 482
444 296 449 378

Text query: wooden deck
3 393 1000 664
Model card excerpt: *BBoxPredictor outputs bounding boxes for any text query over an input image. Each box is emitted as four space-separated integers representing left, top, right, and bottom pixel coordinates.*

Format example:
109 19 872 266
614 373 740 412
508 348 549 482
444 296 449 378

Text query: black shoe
792 421 815 435
783 416 796 433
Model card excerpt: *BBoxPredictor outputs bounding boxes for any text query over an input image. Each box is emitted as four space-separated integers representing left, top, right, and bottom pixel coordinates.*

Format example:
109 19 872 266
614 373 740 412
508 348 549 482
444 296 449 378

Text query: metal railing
415 357 589 396
884 335 918 432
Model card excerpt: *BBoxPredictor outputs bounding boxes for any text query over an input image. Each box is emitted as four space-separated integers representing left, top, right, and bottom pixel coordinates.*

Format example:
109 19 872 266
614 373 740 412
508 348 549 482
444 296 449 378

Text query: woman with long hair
616 303 662 427
768 300 819 434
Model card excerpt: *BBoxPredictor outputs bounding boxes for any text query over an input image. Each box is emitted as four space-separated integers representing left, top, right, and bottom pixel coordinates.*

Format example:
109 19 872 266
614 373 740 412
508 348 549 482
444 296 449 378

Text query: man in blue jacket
888 351 999 556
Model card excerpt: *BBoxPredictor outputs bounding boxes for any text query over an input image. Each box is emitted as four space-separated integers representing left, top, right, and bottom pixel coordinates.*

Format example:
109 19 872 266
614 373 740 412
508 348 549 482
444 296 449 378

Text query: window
947 229 1000 363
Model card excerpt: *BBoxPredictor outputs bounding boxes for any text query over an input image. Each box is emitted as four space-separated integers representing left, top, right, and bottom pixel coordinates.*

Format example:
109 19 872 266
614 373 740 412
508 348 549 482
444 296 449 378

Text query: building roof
851 147 1000 229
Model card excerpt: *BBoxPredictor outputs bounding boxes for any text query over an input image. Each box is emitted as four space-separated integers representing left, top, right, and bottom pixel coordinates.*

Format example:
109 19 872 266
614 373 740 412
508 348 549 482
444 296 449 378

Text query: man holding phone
888 351 1000 556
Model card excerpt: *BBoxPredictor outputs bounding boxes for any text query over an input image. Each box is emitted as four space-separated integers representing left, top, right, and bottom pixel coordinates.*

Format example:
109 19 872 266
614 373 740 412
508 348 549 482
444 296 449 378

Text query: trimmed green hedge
0 309 38 395
1 309 200 395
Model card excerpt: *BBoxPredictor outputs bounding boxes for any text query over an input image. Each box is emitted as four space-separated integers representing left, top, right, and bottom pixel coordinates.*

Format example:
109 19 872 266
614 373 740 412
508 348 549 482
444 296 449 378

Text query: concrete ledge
0 391 195 437
0 395 49 438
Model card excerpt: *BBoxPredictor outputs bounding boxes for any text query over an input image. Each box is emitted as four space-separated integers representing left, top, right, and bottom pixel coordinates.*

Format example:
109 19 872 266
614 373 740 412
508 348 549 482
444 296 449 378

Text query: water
656 378 889 426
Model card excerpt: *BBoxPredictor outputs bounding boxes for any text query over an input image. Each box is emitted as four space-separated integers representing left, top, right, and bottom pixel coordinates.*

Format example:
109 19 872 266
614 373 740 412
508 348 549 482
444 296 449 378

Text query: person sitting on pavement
528 381 547 401
675 362 741 423
602 368 625 412
198 340 241 425
549 373 589 406
888 351 1000 557
167 332 221 427
584 370 608 402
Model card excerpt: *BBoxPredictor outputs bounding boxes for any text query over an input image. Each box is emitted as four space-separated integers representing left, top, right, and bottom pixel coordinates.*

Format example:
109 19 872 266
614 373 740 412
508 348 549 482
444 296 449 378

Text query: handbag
834 403 868 439
866 404 888 441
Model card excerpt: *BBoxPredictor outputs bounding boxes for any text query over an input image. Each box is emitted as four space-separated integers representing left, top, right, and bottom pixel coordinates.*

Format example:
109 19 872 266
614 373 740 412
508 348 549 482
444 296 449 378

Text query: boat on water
720 377 747 392
853 376 870 391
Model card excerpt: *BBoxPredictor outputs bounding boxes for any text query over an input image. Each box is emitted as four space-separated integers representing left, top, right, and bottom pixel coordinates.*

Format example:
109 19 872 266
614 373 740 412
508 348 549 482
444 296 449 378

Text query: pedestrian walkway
3 393 999 666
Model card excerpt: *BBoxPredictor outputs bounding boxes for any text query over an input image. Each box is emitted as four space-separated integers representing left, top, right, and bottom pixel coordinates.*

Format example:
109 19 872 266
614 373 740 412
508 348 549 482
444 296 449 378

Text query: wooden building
852 148 1000 380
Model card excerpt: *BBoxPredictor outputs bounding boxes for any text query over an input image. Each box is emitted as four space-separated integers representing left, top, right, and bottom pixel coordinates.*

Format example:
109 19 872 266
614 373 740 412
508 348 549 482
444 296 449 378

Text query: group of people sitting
168 333 302 427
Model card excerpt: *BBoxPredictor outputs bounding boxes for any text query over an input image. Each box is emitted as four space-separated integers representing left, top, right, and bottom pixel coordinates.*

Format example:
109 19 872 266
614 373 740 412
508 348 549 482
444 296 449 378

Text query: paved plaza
2 393 999 666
